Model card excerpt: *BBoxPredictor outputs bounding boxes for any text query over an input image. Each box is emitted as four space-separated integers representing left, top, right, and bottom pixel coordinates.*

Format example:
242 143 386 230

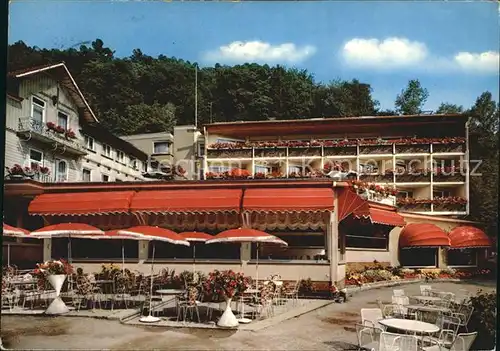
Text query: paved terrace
1 281 495 350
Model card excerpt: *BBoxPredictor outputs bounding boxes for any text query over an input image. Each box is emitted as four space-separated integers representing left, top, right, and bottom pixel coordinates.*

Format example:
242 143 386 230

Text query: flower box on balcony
396 173 431 182
360 174 394 183
324 146 357 156
433 173 466 182
206 149 252 159
433 203 466 212
288 147 321 157
254 148 286 158
395 144 430 154
432 143 465 153
359 145 393 155
399 203 432 211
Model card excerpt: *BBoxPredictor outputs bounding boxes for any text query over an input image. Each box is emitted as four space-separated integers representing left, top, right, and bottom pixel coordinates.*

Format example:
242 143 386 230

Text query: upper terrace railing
206 137 466 159
17 117 87 156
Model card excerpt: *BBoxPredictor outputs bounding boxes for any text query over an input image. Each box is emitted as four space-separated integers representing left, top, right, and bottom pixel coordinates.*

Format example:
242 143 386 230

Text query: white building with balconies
5 63 148 183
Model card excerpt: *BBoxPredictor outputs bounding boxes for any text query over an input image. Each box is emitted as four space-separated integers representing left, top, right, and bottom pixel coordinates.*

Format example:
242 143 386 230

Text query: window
397 191 414 199
102 144 112 158
433 190 451 198
102 174 109 182
29 149 43 169
151 237 239 260
341 219 390 250
255 165 270 174
197 142 205 157
448 249 478 266
208 165 230 173
130 159 138 169
252 232 327 261
57 111 68 130
288 165 302 174
153 142 170 154
52 238 138 260
82 169 91 182
55 159 68 182
142 161 147 172
116 151 125 163
31 96 45 122
400 248 437 267
85 136 95 151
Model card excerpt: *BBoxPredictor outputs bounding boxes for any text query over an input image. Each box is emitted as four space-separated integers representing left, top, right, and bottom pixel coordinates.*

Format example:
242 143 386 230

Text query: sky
8 0 500 111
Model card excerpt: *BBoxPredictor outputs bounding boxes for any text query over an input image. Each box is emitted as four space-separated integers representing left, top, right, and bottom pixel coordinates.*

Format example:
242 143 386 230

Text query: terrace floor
1 280 495 350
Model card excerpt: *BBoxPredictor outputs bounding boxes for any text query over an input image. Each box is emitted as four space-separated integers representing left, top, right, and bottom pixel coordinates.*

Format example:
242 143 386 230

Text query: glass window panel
400 248 437 267
154 142 170 154
57 112 68 130
448 249 477 266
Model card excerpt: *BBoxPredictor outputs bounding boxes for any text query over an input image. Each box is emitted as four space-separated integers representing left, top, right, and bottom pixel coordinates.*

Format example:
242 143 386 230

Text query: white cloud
341 37 499 75
342 37 428 68
203 41 316 64
454 51 499 73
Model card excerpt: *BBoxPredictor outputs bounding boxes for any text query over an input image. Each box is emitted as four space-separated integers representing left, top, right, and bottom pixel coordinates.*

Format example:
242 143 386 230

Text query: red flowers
397 196 467 206
65 129 76 139
208 137 466 150
203 269 250 299
349 180 398 197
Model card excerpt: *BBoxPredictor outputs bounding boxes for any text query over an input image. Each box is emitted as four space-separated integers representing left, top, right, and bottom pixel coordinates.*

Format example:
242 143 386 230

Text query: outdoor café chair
379 331 418 351
422 332 477 351
361 308 385 330
421 285 432 296
176 287 201 323
424 314 461 348
281 279 300 307
355 323 383 351
451 305 474 332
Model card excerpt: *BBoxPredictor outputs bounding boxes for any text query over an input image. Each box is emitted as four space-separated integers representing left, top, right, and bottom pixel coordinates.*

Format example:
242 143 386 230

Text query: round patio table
379 318 439 339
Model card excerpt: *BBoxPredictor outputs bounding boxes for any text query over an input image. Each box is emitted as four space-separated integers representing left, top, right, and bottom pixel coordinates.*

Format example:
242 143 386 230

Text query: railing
17 117 86 154
357 189 396 206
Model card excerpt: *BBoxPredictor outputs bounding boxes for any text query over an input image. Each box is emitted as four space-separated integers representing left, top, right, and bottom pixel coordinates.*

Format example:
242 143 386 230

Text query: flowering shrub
46 122 56 131
34 259 73 275
254 172 266 179
203 270 251 299
397 197 467 206
468 290 497 350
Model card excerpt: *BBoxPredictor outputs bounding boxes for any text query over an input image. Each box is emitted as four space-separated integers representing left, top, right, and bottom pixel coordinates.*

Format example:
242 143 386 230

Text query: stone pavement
1 280 494 350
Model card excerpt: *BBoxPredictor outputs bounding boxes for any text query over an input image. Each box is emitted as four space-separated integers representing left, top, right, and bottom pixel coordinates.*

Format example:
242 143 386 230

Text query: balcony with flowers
348 180 398 206
396 196 467 213
432 165 466 183
5 164 52 182
17 118 87 156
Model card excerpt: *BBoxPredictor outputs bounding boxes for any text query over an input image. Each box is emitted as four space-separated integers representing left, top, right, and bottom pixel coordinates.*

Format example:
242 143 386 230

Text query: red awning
449 226 491 249
242 188 334 213
337 188 369 222
353 206 406 227
28 191 135 216
399 223 451 248
130 189 242 214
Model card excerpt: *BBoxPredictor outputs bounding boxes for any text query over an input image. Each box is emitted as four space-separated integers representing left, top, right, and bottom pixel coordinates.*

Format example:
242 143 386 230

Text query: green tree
436 102 464 114
394 79 429 115
467 92 499 237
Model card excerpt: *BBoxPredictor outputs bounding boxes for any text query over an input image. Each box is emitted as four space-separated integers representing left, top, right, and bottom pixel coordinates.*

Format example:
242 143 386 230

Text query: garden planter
324 147 356 156
288 147 321 157
360 174 394 183
395 144 430 154
217 297 239 328
359 145 393 154
432 143 464 153
45 274 70 315
433 204 466 212
255 148 286 158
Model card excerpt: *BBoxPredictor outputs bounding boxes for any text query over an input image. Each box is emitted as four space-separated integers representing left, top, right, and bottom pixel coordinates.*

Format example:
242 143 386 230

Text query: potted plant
34 259 73 314
7 164 26 179
55 125 65 134
65 129 76 139
203 270 250 328
39 166 50 175
46 121 56 132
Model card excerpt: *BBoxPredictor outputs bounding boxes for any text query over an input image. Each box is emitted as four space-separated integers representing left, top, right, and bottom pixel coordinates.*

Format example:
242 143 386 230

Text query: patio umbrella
2 223 32 266
30 223 104 264
206 228 288 290
178 231 213 273
116 226 190 323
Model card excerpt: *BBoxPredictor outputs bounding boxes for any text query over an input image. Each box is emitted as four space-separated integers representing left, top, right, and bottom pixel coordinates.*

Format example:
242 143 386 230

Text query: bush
468 290 496 350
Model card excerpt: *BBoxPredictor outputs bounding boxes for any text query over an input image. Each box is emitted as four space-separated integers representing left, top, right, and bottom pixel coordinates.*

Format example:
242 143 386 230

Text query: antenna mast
194 64 198 129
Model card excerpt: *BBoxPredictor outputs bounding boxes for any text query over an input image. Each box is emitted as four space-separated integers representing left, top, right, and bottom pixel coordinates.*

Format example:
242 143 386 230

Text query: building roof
81 123 149 161
121 131 174 141
204 114 469 138
8 62 99 124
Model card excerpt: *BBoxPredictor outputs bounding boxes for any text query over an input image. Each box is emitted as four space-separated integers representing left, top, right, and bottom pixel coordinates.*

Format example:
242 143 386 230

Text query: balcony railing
17 117 87 156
